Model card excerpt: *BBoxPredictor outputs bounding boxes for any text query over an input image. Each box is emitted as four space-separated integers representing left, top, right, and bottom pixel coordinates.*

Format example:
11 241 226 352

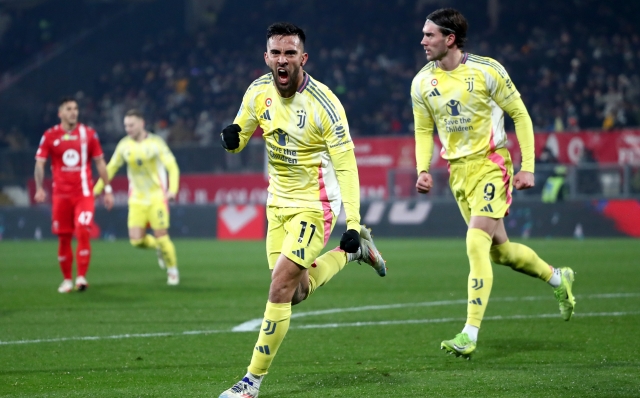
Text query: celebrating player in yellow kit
94 109 181 285
218 22 386 398
411 8 576 358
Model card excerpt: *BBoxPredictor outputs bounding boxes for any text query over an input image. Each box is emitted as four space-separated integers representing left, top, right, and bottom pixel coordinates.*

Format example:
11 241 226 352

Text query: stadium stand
0 1 637 157
45 0 640 144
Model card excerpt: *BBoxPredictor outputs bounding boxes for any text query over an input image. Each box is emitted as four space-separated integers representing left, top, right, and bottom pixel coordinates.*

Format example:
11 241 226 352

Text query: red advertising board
531 130 640 165
28 173 270 206
353 129 640 172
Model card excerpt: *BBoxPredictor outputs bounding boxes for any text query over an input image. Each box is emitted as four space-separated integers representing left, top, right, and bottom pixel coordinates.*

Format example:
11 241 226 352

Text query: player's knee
466 232 486 259
75 226 90 240
130 238 145 248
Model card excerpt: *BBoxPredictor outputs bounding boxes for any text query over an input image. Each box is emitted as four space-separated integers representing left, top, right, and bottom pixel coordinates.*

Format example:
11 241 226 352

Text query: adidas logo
255 345 271 355
428 88 441 97
480 204 493 213
292 248 305 260
260 109 271 120
469 298 483 305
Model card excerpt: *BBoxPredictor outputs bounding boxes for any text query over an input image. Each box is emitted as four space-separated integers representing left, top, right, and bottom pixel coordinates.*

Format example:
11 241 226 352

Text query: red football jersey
35 123 104 197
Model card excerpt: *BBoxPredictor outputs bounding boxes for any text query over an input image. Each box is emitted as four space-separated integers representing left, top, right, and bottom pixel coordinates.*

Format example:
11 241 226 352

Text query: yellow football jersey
231 72 360 229
94 133 179 205
412 53 520 164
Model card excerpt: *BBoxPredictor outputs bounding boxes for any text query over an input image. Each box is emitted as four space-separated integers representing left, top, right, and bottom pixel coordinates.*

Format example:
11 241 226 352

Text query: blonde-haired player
94 109 180 285
412 8 576 358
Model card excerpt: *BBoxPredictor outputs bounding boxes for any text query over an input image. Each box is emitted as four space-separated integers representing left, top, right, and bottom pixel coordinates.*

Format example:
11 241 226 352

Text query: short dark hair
426 8 468 49
266 22 305 46
125 109 144 120
58 96 76 107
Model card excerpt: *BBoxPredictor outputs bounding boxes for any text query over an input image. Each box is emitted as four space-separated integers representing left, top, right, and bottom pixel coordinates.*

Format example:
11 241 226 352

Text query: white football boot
75 276 88 291
58 279 73 293
358 225 387 276
167 268 179 286
219 377 260 398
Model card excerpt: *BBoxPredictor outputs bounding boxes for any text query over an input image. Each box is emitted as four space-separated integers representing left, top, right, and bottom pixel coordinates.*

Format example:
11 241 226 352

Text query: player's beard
272 66 301 97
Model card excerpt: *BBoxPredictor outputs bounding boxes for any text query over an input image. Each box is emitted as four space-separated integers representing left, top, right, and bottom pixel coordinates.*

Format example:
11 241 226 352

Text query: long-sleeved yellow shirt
412 53 535 174
94 133 179 205
230 72 360 231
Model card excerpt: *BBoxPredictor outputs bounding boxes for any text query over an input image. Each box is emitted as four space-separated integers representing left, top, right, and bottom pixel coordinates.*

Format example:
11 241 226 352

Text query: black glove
220 124 241 150
339 229 360 253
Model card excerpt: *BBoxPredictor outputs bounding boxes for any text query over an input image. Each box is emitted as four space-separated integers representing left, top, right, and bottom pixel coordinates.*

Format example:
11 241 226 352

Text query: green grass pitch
1 238 639 397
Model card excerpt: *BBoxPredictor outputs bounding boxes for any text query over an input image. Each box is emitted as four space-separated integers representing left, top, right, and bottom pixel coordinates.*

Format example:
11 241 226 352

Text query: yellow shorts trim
266 206 337 269
128 200 170 230
449 148 514 224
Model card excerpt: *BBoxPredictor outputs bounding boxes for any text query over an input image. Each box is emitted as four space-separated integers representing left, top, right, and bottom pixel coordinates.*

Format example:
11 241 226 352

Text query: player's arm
93 156 114 210
34 133 50 203
158 140 180 201
503 98 535 173
411 77 435 194
333 149 361 232
504 98 535 190
221 87 260 153
487 61 535 190
34 159 47 203
320 95 361 253
93 141 124 195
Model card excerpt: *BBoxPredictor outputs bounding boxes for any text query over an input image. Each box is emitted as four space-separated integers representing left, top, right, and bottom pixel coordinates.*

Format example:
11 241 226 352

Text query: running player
218 22 386 397
34 97 114 293
411 8 576 358
93 109 180 285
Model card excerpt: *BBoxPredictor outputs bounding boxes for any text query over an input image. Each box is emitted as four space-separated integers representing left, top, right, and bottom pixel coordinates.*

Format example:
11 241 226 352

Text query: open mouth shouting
276 67 290 86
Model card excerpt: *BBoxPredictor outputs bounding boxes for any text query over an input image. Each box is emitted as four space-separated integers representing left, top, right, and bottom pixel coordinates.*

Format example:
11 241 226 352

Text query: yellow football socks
247 301 292 375
156 235 177 268
490 240 553 281
466 228 494 328
130 234 158 249
307 249 348 297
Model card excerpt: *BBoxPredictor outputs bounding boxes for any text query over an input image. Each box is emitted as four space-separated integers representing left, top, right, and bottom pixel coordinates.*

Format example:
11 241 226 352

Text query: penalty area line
1 310 639 346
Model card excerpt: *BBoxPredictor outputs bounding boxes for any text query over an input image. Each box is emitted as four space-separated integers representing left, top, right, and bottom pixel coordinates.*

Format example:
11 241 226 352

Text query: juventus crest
296 109 307 128
465 77 474 92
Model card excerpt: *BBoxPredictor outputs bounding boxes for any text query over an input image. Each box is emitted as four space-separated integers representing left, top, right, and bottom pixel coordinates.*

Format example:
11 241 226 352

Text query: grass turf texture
0 238 639 397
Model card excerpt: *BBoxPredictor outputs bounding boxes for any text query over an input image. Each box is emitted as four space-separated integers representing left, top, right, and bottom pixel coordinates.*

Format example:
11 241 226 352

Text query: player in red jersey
34 97 114 293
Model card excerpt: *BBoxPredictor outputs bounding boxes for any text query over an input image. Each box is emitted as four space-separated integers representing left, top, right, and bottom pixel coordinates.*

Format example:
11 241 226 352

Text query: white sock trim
548 267 562 288
462 324 479 342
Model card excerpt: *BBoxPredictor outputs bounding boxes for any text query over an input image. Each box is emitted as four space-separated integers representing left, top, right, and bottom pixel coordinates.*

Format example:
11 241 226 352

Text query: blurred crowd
2 0 640 147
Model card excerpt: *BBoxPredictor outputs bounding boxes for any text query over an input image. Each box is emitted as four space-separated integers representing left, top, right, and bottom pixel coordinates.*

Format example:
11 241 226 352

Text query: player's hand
103 192 114 211
339 229 360 253
220 124 241 150
166 192 176 202
34 188 46 203
416 172 433 194
513 171 535 190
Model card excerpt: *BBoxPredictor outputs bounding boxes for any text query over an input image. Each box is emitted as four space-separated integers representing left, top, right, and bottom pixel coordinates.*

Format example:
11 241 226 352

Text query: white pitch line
231 292 640 332
1 293 639 346
0 329 227 346
291 311 640 330
1 310 639 346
